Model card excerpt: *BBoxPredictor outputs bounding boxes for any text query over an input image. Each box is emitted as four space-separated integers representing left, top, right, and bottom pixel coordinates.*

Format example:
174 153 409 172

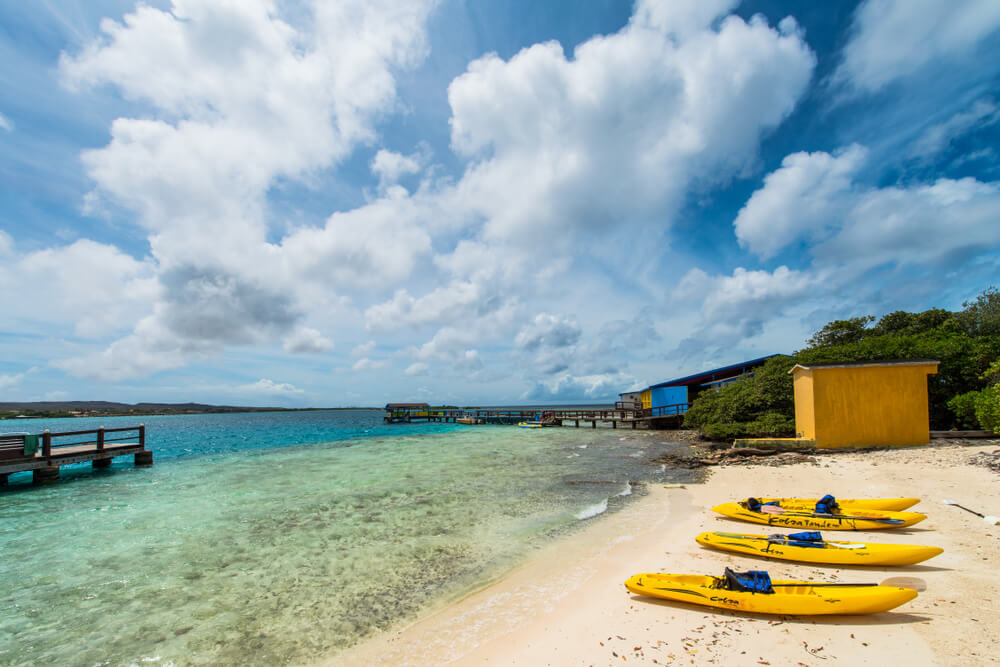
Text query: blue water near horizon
0 410 695 665
6 409 459 455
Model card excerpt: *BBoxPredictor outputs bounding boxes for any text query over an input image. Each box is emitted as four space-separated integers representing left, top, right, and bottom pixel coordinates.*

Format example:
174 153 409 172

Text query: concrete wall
792 362 938 448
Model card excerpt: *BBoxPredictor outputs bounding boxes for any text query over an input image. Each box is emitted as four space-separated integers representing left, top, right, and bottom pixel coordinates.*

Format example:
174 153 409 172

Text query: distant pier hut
384 403 431 423
630 354 780 427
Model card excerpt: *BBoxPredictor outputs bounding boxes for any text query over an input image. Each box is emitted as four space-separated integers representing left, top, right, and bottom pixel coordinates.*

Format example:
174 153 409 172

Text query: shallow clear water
0 411 694 665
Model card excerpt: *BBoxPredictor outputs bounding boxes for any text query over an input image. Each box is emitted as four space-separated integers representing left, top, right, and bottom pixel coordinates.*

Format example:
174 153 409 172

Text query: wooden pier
384 403 693 430
0 425 151 486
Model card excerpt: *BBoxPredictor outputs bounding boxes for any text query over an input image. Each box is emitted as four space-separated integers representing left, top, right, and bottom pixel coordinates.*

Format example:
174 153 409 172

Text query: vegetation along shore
683 287 1000 440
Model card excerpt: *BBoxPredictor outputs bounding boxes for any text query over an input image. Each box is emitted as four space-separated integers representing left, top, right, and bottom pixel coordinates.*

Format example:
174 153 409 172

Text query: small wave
617 481 632 497
576 498 608 520
577 444 588 449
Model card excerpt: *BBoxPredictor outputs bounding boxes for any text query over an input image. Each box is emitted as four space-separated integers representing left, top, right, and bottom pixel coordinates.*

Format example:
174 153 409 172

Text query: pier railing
643 403 693 418
2 424 152 485
41 425 146 457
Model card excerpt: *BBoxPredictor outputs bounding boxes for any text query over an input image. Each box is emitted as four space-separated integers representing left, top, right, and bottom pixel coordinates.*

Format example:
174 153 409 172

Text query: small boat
517 421 542 429
456 417 480 425
712 500 926 530
756 496 919 511
625 568 918 615
695 531 943 565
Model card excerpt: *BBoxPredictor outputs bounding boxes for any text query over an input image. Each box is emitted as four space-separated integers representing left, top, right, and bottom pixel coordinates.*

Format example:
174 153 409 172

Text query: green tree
805 316 874 347
683 356 797 438
974 386 1000 433
957 286 1000 338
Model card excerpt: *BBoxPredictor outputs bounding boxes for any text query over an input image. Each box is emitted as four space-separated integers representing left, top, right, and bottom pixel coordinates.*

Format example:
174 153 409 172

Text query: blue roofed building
624 355 781 420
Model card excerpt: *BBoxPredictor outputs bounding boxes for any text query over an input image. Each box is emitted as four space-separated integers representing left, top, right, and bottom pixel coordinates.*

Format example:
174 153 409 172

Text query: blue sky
1 0 999 407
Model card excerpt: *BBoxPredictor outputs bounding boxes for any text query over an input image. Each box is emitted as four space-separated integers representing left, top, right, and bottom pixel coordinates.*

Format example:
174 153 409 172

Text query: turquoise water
0 410 694 665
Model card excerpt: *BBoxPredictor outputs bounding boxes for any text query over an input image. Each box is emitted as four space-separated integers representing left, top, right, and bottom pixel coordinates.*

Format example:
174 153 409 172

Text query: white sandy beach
336 440 1000 666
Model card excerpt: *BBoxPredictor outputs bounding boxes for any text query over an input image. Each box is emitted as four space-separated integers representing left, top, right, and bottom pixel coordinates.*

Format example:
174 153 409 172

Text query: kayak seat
769 531 825 548
815 494 840 515
721 567 774 594
745 497 782 513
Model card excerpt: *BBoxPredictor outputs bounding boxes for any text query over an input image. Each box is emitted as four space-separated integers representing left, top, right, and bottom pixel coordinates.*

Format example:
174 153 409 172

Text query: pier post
139 424 146 449
42 430 52 457
97 426 105 451
135 450 154 466
574 420 579 428
1 473 8 486
93 457 112 469
612 421 617 429
33 466 59 484
591 421 596 429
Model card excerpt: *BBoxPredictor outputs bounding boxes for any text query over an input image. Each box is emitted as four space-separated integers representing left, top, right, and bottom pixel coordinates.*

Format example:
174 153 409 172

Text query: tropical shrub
974 385 1000 434
946 391 982 429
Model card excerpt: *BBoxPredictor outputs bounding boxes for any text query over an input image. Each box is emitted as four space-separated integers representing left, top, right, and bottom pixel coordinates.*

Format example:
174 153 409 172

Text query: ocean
0 410 696 665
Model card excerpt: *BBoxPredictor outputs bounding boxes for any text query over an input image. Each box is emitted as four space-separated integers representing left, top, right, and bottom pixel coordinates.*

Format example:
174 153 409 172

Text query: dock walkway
0 425 152 485
384 403 692 429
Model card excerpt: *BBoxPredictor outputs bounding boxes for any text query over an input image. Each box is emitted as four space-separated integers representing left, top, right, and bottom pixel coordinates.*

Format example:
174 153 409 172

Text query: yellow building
789 360 939 448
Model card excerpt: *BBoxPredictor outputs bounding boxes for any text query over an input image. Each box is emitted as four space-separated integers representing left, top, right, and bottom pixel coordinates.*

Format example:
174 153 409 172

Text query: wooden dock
0 425 152 485
384 403 692 430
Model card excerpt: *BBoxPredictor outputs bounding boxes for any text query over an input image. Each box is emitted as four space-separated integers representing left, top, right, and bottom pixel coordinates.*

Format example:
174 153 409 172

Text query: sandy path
332 442 1000 666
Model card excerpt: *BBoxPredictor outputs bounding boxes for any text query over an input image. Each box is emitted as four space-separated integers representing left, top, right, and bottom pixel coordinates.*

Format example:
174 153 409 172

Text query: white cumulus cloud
56 0 436 377
735 145 1000 274
734 145 867 259
0 239 158 338
282 327 333 354
352 357 389 371
240 378 304 396
48 0 818 391
836 0 1000 93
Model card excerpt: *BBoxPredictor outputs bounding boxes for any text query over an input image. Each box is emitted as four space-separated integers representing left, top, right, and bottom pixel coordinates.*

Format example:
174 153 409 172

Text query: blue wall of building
651 385 687 409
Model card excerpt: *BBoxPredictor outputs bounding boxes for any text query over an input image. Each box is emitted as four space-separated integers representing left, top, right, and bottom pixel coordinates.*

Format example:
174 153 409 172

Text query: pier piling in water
33 466 60 484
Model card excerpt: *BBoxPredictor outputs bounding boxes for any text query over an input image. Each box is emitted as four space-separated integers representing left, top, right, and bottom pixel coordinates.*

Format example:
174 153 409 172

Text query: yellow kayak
713 502 926 530
625 570 918 615
695 531 943 565
757 497 919 511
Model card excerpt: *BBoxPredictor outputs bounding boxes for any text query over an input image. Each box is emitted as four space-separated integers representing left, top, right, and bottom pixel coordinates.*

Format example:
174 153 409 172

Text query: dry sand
335 441 1000 666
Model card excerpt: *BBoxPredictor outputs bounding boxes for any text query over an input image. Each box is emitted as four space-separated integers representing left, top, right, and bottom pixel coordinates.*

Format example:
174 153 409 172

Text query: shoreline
332 440 1000 666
